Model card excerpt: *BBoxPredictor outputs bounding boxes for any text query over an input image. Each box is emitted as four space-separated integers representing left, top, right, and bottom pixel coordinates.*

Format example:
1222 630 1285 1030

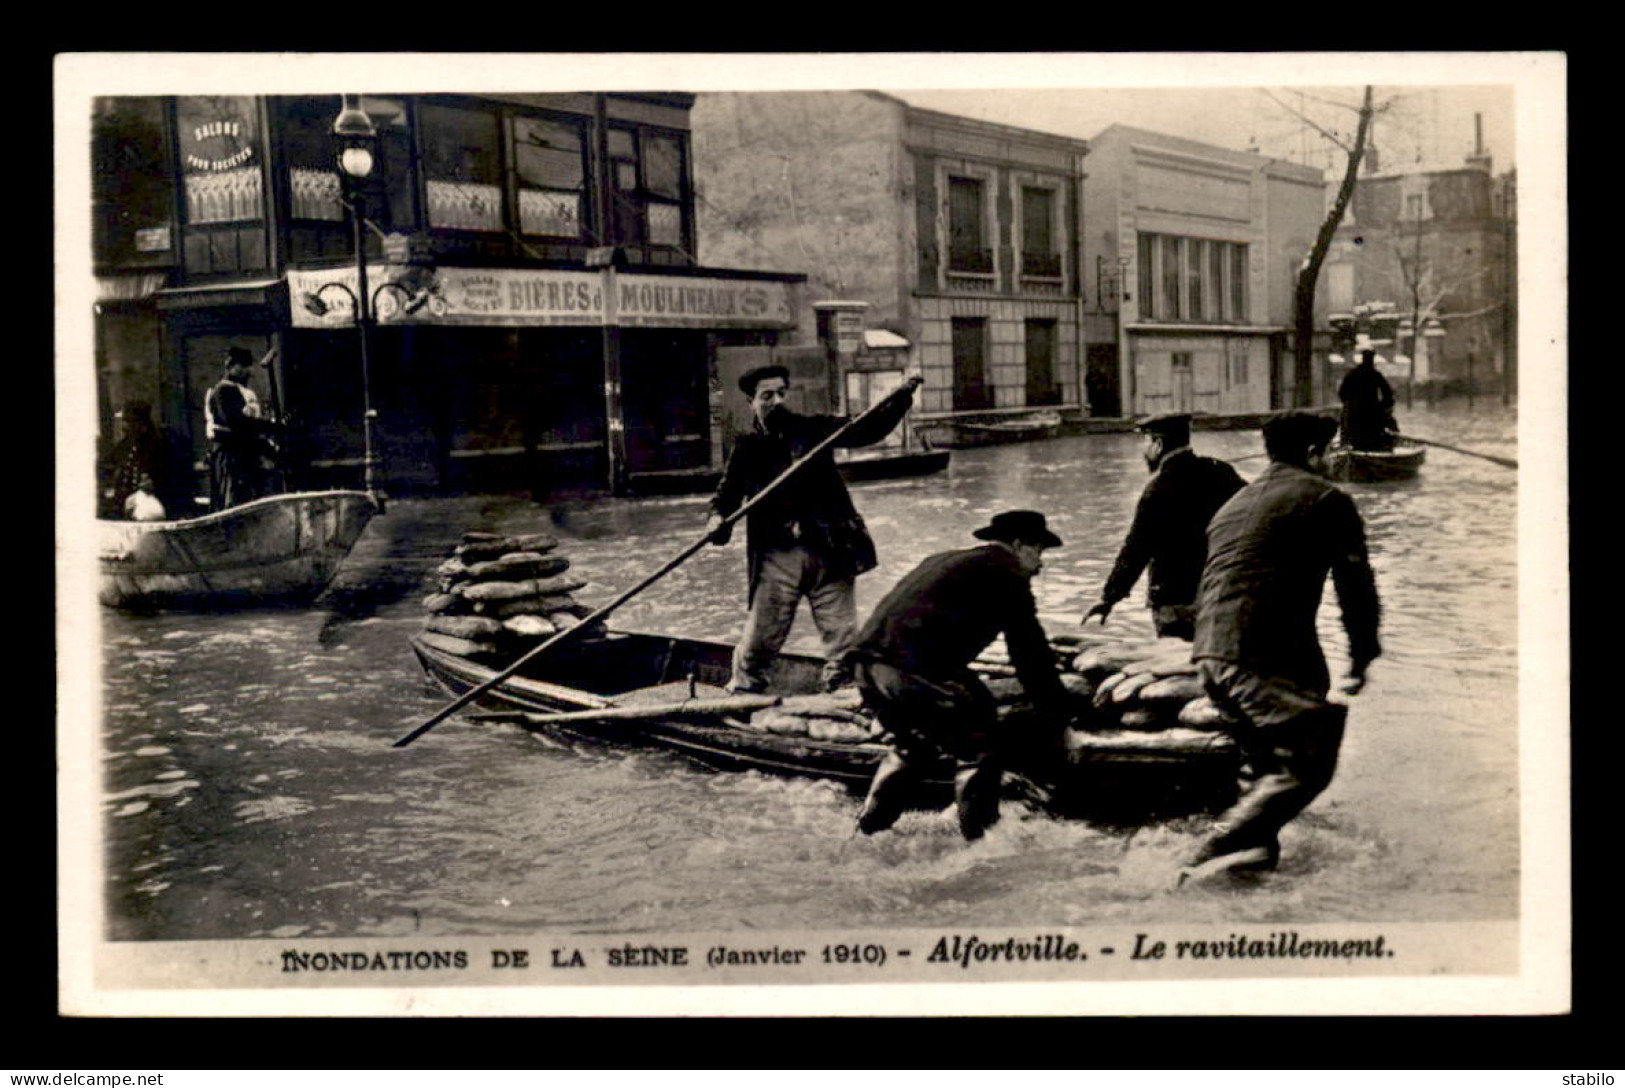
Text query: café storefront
281 264 802 497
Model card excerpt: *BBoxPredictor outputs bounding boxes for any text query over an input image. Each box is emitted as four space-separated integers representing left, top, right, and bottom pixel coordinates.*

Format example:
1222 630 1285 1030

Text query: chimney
1467 112 1493 173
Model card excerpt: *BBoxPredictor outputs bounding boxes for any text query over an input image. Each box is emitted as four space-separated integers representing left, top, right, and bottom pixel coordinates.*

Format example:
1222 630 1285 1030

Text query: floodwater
94 402 1523 941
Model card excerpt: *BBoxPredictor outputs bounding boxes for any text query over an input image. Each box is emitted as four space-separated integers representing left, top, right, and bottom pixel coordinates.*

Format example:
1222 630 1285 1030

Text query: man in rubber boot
1182 412 1382 883
707 366 921 695
848 510 1074 841
1084 412 1244 641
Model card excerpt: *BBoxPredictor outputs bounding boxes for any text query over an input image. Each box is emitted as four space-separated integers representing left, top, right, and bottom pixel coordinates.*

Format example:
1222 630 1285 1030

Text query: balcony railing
1021 252 1063 279
948 246 994 275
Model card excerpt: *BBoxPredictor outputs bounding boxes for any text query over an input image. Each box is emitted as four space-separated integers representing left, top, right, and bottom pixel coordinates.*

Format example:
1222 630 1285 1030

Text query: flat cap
1136 412 1193 437
738 364 791 396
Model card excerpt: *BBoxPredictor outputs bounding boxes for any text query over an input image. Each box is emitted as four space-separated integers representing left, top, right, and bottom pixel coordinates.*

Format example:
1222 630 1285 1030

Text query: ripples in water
97 403 1522 940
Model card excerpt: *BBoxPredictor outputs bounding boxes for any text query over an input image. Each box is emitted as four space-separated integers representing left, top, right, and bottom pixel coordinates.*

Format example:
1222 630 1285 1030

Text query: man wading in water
847 511 1075 841
1182 412 1382 884
1084 412 1244 641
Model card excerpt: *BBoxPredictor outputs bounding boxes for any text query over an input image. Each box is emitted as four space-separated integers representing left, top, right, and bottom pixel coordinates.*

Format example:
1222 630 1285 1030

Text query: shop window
422 103 504 232
1021 186 1061 278
951 317 991 410
1137 232 1157 318
92 97 175 268
1209 241 1227 320
1228 345 1249 386
280 97 347 223
1025 320 1059 405
1187 239 1206 320
514 115 586 239
607 126 689 255
643 133 683 200
1230 244 1248 321
948 176 992 274
279 95 415 262
1160 236 1183 320
177 96 264 225
1138 231 1250 325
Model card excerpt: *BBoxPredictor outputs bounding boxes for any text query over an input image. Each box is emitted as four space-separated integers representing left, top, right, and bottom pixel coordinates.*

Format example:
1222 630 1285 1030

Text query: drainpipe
1073 151 1088 416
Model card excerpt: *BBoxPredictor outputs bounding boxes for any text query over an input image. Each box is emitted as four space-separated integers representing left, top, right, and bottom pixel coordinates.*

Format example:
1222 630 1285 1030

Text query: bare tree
1352 182 1500 406
1269 86 1378 407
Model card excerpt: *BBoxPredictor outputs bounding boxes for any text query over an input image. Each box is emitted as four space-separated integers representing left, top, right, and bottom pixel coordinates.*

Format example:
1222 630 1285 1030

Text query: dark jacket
1100 447 1245 610
709 387 914 605
851 544 1068 716
205 379 272 451
1338 363 1397 450
1193 461 1382 695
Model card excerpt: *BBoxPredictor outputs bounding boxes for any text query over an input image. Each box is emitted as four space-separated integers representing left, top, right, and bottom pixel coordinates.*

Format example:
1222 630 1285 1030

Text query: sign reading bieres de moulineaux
288 267 796 330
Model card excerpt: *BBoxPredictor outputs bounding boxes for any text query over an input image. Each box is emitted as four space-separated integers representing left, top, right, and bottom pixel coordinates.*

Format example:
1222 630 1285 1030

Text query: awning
863 329 910 350
154 278 283 312
95 272 168 304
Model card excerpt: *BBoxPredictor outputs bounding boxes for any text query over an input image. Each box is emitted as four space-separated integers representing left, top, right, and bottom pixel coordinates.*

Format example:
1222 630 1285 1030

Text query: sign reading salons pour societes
288 267 796 330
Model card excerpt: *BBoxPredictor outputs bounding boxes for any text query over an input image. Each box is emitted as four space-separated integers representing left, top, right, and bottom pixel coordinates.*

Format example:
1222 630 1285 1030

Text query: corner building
91 92 805 502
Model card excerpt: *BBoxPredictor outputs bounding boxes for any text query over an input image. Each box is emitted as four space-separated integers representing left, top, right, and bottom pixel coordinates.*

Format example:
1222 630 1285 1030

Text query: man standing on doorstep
848 510 1074 842
706 365 921 694
1183 412 1382 883
1083 412 1245 641
205 346 279 510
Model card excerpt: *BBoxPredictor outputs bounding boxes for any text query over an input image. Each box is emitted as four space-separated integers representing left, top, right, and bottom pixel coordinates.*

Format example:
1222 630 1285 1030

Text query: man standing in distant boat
205 346 278 510
707 365 922 694
1181 412 1382 883
1084 413 1245 641
848 510 1074 841
1338 349 1398 451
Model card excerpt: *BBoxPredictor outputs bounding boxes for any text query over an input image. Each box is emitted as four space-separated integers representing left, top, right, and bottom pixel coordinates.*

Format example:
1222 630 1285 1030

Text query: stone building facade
1325 159 1517 397
1080 125 1330 416
692 91 1089 423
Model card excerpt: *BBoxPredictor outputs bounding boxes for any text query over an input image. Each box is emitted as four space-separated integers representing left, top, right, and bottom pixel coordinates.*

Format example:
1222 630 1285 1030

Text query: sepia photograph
55 51 1567 1017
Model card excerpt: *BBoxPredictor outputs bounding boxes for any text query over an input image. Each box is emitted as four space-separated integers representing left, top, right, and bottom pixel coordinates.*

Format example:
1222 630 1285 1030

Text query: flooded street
95 402 1522 941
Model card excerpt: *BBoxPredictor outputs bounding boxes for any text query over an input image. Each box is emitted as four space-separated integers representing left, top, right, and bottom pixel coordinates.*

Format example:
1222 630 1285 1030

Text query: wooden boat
919 410 1063 450
409 629 1241 821
99 490 378 609
1328 440 1427 483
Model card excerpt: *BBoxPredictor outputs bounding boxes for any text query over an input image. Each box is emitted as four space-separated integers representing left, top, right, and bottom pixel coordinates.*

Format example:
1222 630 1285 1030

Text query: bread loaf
424 614 505 641
418 630 499 658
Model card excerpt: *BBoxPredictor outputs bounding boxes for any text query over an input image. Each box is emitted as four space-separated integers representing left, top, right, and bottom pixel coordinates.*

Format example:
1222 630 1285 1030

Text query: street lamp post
332 95 381 500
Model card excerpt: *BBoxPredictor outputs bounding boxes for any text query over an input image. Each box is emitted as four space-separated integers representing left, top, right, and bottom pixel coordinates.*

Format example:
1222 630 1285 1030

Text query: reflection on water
97 402 1522 939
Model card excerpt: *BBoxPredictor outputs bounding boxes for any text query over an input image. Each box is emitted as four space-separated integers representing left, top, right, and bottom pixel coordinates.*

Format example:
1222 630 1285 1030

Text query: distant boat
834 445 951 482
99 490 378 609
919 410 1063 449
1328 440 1427 483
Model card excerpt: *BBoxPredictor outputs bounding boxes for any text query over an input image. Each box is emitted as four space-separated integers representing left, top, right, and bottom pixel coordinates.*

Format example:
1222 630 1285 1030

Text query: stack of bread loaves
419 531 600 658
1070 633 1239 732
